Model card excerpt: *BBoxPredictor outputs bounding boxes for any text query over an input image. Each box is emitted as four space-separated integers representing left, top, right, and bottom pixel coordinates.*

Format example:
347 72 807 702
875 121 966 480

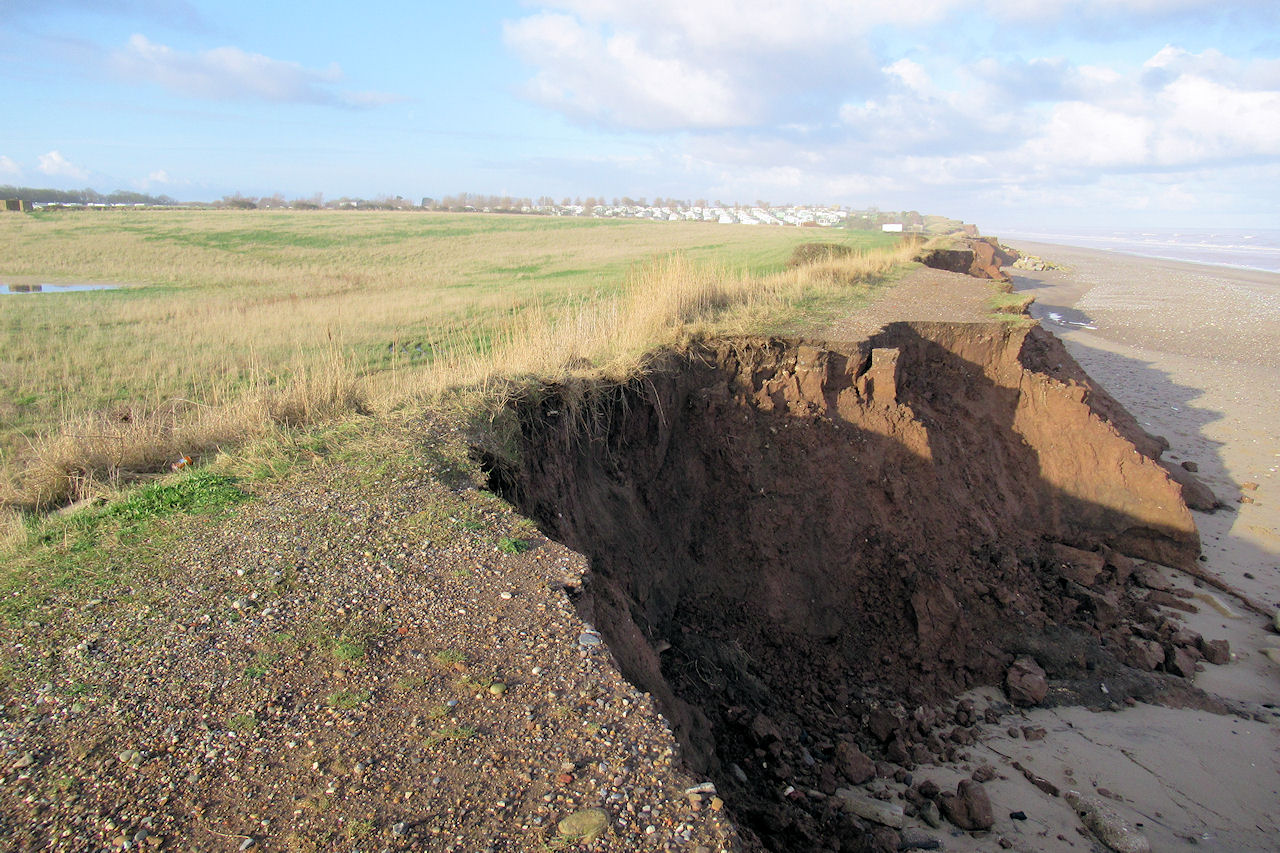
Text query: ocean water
995 227 1280 274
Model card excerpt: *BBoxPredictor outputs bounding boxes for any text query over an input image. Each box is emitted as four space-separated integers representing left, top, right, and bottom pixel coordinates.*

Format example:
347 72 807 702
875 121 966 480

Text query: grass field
1 208 908 510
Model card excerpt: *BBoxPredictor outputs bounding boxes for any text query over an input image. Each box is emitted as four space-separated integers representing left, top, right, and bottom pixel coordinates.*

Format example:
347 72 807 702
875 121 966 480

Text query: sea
993 227 1280 274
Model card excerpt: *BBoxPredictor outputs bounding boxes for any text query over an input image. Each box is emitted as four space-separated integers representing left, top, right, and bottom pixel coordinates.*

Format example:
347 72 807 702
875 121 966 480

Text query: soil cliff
483 322 1205 849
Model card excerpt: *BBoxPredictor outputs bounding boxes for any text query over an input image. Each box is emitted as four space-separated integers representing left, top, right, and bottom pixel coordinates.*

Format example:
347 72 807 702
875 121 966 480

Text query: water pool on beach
2 283 120 295
995 227 1280 273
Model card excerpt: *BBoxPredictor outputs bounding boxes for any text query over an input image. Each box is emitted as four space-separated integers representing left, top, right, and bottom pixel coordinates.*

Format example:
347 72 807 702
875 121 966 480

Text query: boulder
1005 656 1048 706
1052 543 1105 586
834 788 905 827
1199 638 1230 666
1159 460 1219 511
914 236 1017 281
940 779 994 830
835 740 876 785
1127 638 1165 672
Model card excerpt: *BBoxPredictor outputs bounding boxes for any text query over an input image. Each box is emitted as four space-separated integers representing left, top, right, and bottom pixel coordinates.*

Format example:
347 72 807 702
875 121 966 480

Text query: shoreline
995 232 1280 275
984 240 1280 851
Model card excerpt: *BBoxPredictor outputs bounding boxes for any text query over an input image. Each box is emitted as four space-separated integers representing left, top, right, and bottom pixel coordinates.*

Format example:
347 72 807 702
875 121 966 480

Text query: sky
2 0 1278 229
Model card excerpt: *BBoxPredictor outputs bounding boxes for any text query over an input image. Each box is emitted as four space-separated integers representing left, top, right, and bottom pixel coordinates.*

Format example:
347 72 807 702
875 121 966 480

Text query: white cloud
111 35 402 108
0 155 20 177
504 1 920 129
506 13 748 128
37 150 90 180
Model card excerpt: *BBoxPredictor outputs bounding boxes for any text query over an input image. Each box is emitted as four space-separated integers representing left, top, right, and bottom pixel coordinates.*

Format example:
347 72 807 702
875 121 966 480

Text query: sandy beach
941 241 1280 852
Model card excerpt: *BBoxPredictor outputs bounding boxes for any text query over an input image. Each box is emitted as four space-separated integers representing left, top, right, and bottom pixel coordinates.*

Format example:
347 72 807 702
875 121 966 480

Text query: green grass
432 648 466 666
0 208 898 474
497 536 531 555
326 688 372 709
0 470 250 626
243 650 280 681
228 712 258 732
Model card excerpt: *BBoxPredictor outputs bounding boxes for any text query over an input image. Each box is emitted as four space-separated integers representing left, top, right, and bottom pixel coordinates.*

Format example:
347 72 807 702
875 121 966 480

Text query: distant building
4 199 33 212
882 223 904 232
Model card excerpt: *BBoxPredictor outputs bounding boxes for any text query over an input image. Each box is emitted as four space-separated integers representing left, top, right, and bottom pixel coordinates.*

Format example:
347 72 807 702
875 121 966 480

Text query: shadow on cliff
478 321 1230 851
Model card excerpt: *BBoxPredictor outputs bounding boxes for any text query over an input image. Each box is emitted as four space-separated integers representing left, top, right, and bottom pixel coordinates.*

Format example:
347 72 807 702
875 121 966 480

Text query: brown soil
483 321 1215 850
0 421 743 852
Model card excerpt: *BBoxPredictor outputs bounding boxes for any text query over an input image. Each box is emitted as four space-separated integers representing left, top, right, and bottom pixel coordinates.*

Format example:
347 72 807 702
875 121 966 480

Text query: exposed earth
3 258 1278 852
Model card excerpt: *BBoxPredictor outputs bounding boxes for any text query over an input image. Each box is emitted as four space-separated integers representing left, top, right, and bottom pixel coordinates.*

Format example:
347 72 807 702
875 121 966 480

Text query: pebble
578 631 602 648
556 807 609 842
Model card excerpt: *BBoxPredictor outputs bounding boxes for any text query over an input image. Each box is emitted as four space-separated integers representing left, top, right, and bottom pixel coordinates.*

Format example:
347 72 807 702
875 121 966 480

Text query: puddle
3 283 120 295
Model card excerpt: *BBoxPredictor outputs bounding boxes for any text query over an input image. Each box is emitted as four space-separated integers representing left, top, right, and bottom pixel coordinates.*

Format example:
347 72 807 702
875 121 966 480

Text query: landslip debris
484 320 1228 850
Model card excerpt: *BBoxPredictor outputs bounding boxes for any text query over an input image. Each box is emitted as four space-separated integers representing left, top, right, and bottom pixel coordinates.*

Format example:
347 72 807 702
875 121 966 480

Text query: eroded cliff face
914 236 1019 281
481 322 1201 850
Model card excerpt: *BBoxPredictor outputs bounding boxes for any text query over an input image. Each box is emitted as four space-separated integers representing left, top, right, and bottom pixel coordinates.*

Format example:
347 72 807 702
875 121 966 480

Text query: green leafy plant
497 536 530 555
327 688 372 709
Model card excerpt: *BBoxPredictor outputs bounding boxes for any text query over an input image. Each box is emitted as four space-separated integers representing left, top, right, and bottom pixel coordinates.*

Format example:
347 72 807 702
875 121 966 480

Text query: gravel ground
0 419 743 851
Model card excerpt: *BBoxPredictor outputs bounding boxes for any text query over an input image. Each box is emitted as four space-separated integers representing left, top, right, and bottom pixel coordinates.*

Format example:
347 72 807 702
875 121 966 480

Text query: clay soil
485 320 1234 850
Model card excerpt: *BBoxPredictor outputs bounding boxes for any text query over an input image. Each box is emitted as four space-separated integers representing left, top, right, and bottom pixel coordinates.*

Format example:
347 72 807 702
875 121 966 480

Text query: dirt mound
482 322 1205 850
915 237 1018 281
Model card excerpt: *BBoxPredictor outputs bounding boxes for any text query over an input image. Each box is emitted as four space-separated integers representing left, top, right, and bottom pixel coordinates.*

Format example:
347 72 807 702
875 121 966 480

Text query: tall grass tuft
407 241 914 397
4 349 366 510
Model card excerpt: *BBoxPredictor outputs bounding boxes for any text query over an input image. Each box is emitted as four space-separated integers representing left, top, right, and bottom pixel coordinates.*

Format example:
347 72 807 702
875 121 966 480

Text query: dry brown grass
3 350 365 510
393 244 911 396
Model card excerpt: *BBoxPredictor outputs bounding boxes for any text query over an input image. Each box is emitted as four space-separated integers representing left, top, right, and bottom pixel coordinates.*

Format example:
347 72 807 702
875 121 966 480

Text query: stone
1242 481 1259 491
557 808 609 842
867 707 899 742
898 827 942 850
1167 646 1198 678
1006 656 1048 707
1145 590 1198 614
919 799 942 828
834 788 905 828
972 764 997 783
1133 564 1171 591
1199 637 1230 665
1127 638 1165 672
12 752 35 770
1180 460 1198 472
868 826 901 853
1160 461 1218 510
835 740 875 785
1013 761 1059 797
1105 550 1136 584
1066 791 1151 853
940 779 994 831
749 713 783 745
1052 543 1105 586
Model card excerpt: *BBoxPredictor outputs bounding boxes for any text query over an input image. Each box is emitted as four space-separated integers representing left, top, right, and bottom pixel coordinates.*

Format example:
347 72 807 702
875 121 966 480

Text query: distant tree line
2 185 947 232
0 185 179 206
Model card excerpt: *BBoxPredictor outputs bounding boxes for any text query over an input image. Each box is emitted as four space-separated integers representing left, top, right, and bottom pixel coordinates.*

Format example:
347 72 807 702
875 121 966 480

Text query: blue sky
2 0 1278 228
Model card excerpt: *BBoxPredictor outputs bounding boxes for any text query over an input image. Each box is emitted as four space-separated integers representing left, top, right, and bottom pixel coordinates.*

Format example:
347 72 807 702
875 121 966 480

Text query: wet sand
951 242 1280 852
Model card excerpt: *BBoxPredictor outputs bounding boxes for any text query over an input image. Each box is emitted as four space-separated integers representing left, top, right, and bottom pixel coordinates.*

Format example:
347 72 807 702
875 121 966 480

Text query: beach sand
934 242 1280 852
809 246 1279 850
